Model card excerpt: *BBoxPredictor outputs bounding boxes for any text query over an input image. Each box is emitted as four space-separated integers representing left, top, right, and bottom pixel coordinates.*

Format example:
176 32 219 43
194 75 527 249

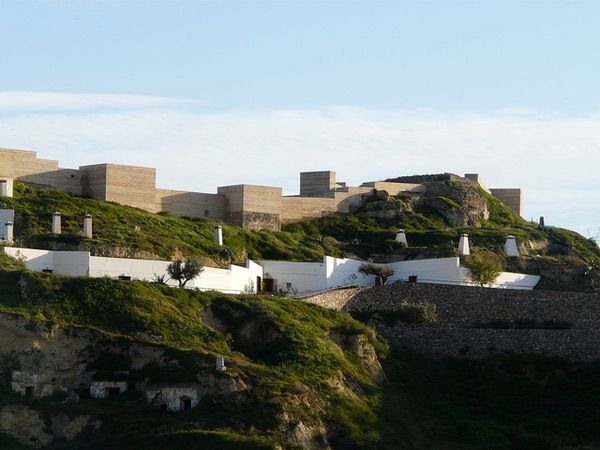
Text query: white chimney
215 356 226 372
214 225 223 246
458 233 470 255
83 214 93 239
0 180 8 198
51 212 62 235
4 221 13 243
395 229 408 247
504 235 519 257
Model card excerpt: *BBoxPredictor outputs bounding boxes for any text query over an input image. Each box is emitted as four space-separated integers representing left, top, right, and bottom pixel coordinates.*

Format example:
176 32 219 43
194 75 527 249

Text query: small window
285 282 292 289
25 386 34 397
42 268 53 273
118 275 131 281
408 276 418 283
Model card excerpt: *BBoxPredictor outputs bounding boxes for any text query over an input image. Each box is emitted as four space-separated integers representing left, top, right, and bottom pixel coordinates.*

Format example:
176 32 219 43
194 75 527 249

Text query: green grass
2 182 338 264
0 265 385 448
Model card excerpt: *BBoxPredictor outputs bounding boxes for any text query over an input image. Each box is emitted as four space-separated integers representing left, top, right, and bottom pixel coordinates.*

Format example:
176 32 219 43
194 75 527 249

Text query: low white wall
262 256 540 292
457 267 540 290
4 247 90 276
90 256 172 283
259 260 327 293
4 247 262 295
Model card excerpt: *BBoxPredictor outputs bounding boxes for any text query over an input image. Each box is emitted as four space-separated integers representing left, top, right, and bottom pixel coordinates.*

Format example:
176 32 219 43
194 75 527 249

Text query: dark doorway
160 403 167 411
256 276 262 292
106 387 121 397
25 386 34 397
262 278 277 293
180 397 192 411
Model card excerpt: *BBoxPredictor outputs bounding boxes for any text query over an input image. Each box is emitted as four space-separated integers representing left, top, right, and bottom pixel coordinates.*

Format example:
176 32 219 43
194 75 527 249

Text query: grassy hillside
285 187 599 263
4 181 598 264
3 260 600 449
0 258 386 448
1 182 341 264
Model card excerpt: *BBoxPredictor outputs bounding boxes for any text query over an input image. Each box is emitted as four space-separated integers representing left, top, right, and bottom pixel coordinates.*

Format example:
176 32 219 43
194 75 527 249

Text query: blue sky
0 1 598 238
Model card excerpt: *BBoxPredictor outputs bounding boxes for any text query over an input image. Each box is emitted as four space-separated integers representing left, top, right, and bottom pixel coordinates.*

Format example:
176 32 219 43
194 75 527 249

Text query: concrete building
0 147 525 230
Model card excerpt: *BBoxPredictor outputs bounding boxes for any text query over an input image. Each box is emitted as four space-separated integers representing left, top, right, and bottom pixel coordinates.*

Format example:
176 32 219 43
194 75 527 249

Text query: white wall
3 247 90 276
457 267 541 290
3 246 262 295
387 257 463 284
89 256 172 283
261 255 540 292
259 260 327 293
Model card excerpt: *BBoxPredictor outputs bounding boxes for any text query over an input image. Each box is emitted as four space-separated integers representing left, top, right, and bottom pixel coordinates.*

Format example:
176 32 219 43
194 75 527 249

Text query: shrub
351 302 437 326
464 250 503 287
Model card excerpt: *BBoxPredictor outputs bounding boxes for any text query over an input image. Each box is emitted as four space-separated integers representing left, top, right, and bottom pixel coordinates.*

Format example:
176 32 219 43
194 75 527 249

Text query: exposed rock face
329 331 385 382
357 180 489 227
0 405 52 448
422 181 489 226
50 413 101 441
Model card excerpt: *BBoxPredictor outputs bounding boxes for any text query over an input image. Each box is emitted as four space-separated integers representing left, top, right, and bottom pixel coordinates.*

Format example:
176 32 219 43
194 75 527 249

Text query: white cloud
0 92 597 237
0 91 192 113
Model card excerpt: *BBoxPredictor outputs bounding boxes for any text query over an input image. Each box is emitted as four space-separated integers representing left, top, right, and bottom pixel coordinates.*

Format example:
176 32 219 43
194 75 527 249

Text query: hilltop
1 179 600 448
2 179 598 290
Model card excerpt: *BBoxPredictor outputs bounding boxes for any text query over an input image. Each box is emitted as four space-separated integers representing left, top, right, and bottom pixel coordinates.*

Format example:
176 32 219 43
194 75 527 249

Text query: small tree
167 258 204 287
465 250 502 287
359 263 395 285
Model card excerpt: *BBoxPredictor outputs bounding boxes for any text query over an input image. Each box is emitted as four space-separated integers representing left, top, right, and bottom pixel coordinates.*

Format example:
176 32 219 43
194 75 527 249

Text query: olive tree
167 258 204 288
359 263 395 286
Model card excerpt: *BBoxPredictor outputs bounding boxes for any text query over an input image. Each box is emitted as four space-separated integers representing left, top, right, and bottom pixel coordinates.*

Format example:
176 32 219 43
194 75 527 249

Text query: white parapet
504 235 520 257
214 225 223 246
395 229 408 247
458 233 470 255
51 212 62 235
4 222 13 243
83 214 93 239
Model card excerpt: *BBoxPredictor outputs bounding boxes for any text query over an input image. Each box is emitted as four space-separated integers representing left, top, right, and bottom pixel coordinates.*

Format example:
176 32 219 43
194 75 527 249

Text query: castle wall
81 163 157 212
0 148 82 194
155 189 226 219
360 181 426 195
218 185 282 230
80 164 108 200
281 196 338 223
300 171 337 196
490 188 523 216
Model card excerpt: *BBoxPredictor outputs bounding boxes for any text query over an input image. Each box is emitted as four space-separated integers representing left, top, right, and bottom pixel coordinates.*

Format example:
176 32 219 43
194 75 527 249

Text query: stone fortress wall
0 147 524 231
